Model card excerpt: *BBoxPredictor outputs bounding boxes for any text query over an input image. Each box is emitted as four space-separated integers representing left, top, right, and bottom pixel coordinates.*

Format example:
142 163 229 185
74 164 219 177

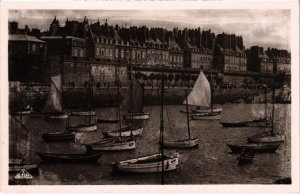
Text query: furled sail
9 116 29 160
121 76 144 113
183 71 211 107
43 75 62 113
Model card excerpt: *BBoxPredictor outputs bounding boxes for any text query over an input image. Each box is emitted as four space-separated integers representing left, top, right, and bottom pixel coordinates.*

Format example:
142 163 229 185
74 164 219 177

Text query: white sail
183 71 211 107
43 75 62 113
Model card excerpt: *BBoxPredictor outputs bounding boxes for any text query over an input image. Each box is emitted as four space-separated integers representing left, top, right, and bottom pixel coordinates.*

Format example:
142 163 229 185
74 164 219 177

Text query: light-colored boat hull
123 113 150 121
111 153 179 173
103 127 143 138
45 113 69 119
163 138 199 148
192 107 222 114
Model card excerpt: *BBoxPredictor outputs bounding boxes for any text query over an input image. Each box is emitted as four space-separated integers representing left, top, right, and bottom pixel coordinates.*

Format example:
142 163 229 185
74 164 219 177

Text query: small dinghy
163 138 199 149
111 153 179 173
123 112 150 121
85 137 136 151
42 131 75 142
227 143 280 153
102 126 143 138
37 152 103 163
68 123 97 132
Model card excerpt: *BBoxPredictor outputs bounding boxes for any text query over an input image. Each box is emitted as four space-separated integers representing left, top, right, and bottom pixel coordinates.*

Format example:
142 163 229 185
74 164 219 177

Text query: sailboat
188 71 221 120
163 90 199 148
122 67 150 124
101 66 143 138
247 82 285 143
111 66 179 173
68 68 97 132
9 115 39 174
220 88 271 127
42 74 68 119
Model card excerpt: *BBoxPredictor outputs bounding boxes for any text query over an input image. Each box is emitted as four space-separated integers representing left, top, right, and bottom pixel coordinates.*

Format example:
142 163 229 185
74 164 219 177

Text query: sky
9 10 291 51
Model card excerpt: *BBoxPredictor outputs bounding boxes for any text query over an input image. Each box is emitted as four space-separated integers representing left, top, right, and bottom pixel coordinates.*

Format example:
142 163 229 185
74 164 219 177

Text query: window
109 49 113 57
96 47 100 56
132 50 135 59
80 49 84 57
121 50 124 58
73 48 77 57
105 48 109 56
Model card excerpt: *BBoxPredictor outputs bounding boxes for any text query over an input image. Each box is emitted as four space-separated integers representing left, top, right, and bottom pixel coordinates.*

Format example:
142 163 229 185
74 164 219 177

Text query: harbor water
12 103 291 184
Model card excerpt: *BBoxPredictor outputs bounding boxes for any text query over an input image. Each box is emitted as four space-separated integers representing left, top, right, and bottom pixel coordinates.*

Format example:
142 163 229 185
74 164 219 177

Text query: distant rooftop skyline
9 10 291 51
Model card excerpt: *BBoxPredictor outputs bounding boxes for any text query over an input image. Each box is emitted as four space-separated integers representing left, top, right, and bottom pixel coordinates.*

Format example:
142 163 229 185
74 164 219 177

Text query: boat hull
102 126 143 138
227 144 280 153
97 118 120 124
9 164 39 175
192 107 222 114
163 138 199 148
85 139 136 151
44 113 69 119
111 153 179 173
69 110 96 116
123 113 150 121
42 131 75 142
38 152 103 163
68 123 97 132
247 135 285 143
221 119 271 128
192 112 221 120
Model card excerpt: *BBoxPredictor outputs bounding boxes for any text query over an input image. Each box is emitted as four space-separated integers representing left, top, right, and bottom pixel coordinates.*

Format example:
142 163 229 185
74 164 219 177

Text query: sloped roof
9 34 45 43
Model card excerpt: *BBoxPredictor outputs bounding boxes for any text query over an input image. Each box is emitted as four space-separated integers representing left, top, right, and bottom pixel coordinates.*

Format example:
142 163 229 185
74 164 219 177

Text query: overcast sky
9 10 291 50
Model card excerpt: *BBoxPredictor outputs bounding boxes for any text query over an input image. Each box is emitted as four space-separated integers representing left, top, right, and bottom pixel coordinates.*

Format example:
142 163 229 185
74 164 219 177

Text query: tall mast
117 65 122 137
89 62 92 123
271 77 275 133
185 90 191 139
210 69 213 113
264 87 267 120
160 65 165 185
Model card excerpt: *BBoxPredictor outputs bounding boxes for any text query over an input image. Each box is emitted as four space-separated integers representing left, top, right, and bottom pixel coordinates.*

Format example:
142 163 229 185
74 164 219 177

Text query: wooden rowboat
102 126 143 138
227 143 280 153
68 123 97 132
111 153 179 173
42 131 75 142
97 118 120 124
163 138 199 149
37 152 103 163
44 113 69 119
220 119 271 128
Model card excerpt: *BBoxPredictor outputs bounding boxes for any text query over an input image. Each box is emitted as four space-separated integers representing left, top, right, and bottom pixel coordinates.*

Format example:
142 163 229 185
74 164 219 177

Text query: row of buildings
8 17 291 87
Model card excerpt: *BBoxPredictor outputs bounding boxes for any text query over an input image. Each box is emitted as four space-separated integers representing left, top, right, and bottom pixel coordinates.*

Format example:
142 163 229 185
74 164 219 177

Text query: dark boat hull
9 164 39 175
37 152 103 163
97 118 120 124
221 119 271 127
227 144 280 153
42 131 75 142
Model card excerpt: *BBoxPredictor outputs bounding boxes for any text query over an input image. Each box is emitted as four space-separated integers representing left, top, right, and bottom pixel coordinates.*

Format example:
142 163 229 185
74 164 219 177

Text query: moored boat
102 126 143 138
192 106 223 114
220 119 271 128
69 110 96 116
68 123 97 132
42 131 75 142
163 138 199 149
111 153 179 173
192 112 221 120
85 138 136 151
247 131 285 143
123 112 150 121
37 152 103 163
227 143 280 153
97 118 120 124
